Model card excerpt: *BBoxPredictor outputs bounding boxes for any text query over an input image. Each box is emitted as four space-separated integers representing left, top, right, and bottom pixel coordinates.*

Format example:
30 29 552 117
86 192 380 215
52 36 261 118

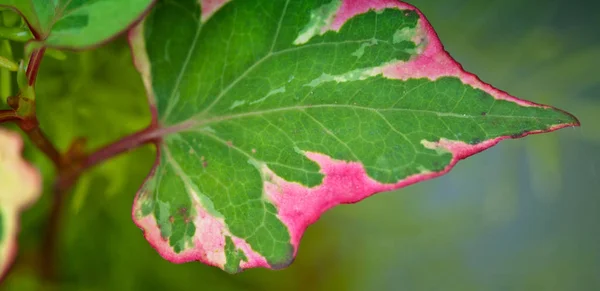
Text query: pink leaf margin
130 149 271 271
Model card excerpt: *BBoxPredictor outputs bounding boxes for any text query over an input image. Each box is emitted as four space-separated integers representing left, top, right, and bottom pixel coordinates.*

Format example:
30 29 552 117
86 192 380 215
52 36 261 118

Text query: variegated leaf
129 0 579 272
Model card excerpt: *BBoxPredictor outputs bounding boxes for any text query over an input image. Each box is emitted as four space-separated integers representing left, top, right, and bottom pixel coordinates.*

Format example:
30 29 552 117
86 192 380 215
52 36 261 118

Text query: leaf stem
85 125 160 169
26 47 45 85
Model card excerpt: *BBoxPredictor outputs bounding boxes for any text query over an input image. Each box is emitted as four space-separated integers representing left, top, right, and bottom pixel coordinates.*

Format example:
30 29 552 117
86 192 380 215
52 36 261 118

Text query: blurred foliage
1 0 598 290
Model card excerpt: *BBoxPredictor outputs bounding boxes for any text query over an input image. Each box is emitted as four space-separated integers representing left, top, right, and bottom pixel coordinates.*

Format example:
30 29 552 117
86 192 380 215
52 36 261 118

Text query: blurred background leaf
1 0 598 290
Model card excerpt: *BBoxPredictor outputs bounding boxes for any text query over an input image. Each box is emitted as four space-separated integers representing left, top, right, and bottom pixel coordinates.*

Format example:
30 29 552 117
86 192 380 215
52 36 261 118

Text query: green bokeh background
1 0 598 290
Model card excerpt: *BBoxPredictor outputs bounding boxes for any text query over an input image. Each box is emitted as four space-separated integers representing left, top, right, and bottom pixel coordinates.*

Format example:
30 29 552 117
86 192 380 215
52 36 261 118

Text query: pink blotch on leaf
264 138 502 252
200 0 231 22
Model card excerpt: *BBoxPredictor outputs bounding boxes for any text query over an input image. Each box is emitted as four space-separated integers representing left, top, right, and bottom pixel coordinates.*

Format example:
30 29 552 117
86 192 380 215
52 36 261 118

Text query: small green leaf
0 26 31 42
129 0 579 272
0 40 12 103
1 9 22 27
0 1 38 32
0 0 155 49
45 48 67 61
0 129 42 279
0 55 17 71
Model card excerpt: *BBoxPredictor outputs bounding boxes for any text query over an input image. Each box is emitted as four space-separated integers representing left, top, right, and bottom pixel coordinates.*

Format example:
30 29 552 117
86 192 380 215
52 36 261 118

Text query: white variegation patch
293 0 342 45
304 65 390 88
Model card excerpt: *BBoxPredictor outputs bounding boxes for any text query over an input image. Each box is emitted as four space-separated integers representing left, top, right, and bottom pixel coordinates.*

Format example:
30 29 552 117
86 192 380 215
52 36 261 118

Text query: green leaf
0 1 38 32
0 55 17 71
0 128 41 279
0 40 13 104
129 0 579 272
0 0 155 48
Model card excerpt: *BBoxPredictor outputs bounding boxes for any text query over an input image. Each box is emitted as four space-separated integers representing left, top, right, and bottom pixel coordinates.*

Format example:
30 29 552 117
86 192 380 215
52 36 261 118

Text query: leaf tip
266 244 296 270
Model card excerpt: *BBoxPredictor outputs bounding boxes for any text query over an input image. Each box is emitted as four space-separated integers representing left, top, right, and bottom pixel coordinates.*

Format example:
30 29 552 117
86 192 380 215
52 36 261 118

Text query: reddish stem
85 125 160 169
0 110 62 168
26 48 46 85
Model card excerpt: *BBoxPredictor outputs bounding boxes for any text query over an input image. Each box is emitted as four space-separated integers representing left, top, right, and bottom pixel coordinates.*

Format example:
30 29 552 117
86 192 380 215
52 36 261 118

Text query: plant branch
55 124 160 192
41 186 64 281
1 111 62 168
18 117 63 168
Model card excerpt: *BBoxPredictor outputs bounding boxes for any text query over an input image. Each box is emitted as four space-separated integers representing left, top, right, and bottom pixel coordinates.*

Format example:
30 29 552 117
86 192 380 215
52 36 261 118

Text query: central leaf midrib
150 100 557 152
180 103 555 130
